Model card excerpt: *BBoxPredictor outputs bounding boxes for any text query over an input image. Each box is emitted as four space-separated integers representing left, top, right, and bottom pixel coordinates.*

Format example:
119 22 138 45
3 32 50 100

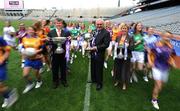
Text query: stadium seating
28 9 55 18
155 21 180 35
111 5 180 34
0 7 129 21
54 8 128 18
0 9 32 20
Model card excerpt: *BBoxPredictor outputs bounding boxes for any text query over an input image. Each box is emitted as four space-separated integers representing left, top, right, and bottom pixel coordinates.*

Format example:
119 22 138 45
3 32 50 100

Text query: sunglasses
97 24 103 25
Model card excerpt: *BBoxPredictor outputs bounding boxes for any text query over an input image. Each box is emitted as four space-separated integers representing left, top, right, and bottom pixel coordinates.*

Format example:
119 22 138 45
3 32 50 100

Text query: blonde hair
120 23 129 30
119 23 125 31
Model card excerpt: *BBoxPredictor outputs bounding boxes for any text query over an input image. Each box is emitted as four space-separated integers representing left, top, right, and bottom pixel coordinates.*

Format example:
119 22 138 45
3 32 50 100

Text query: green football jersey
71 28 79 37
133 33 144 51
89 24 96 31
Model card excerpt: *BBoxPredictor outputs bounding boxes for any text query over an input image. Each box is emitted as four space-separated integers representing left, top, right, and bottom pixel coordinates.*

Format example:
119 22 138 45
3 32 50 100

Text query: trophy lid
52 37 66 42
84 33 91 39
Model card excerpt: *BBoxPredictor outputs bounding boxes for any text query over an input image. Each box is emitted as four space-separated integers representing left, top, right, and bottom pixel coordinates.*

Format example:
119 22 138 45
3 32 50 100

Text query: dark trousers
51 53 67 84
91 55 104 85
114 58 130 84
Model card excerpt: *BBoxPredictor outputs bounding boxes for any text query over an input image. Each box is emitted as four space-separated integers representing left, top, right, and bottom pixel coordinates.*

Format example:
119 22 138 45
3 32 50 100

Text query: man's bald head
96 19 104 30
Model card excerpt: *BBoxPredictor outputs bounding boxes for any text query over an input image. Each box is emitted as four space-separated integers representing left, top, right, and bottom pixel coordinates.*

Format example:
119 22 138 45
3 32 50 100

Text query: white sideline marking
83 58 91 111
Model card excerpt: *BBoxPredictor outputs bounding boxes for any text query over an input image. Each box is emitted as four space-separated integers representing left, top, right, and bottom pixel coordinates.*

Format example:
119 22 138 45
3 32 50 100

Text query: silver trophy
52 37 66 54
84 33 93 51
84 33 91 40
117 42 128 60
117 45 124 59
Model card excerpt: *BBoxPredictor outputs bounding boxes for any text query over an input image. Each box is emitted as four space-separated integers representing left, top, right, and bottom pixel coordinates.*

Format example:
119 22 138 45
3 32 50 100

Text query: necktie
57 30 61 37
96 30 100 37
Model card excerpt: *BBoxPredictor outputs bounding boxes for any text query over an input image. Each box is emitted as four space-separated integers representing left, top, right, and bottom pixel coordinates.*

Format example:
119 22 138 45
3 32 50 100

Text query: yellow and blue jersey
0 37 11 81
0 37 11 66
22 36 42 50
22 36 43 69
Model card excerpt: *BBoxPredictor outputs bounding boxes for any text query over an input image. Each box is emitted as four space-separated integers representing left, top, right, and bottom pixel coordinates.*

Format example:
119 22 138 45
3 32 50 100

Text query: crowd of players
0 18 179 110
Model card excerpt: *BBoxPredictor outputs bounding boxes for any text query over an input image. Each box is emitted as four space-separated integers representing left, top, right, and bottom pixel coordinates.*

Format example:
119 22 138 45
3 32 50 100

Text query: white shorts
152 67 169 82
71 40 78 47
79 40 87 47
3 35 16 47
131 51 144 63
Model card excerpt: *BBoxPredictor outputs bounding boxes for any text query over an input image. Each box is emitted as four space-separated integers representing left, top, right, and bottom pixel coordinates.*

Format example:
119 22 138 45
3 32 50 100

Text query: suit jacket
91 28 110 59
47 28 71 55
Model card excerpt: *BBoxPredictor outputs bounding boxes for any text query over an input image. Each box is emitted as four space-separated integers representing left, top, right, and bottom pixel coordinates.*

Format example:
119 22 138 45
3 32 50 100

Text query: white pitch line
83 58 91 111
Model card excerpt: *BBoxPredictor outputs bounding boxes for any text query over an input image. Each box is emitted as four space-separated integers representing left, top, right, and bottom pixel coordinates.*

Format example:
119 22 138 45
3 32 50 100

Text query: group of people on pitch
0 18 179 110
103 21 179 110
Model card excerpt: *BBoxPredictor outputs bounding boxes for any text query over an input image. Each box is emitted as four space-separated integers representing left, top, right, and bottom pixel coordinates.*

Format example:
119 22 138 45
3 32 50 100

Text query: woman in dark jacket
113 23 133 90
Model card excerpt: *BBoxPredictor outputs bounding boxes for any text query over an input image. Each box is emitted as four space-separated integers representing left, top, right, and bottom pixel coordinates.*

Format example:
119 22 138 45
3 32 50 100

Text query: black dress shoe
62 82 68 87
96 84 102 91
53 83 59 89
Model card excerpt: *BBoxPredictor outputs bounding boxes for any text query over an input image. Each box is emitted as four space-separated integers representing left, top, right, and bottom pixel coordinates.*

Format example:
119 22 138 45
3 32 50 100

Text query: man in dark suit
48 18 71 89
88 19 110 91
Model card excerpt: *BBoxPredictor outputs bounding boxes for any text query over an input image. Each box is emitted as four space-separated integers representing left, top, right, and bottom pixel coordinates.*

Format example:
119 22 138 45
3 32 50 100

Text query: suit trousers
91 54 104 85
51 53 67 84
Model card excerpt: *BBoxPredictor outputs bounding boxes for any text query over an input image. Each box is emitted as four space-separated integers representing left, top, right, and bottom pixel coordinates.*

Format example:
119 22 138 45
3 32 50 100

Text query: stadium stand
155 21 180 35
111 5 180 34
0 8 32 20
111 6 180 23
28 9 55 18
0 7 130 21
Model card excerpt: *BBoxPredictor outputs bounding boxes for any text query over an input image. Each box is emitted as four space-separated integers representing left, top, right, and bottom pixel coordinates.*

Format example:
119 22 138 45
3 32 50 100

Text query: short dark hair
56 18 64 22
55 18 67 28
